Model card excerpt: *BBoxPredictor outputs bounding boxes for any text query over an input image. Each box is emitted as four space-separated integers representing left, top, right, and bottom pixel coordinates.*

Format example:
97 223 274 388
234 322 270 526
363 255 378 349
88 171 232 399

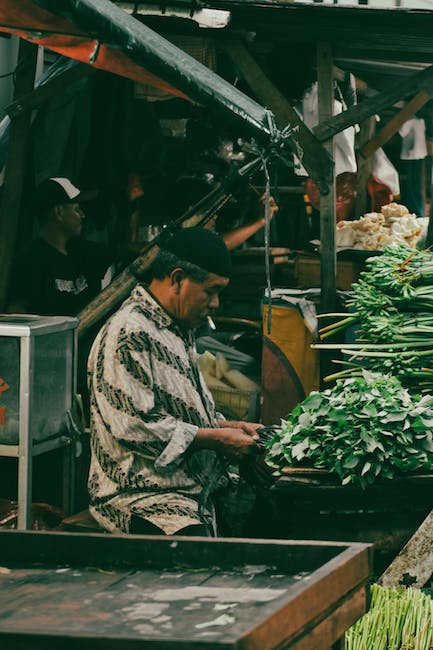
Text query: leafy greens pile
266 371 433 488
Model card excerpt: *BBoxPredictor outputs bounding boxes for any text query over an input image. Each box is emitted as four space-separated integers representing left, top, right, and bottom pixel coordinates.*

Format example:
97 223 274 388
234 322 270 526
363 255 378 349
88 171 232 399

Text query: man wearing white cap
8 177 111 316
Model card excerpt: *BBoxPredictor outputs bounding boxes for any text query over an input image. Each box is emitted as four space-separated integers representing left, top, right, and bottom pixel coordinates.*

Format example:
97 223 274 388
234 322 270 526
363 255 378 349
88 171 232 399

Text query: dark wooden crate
293 251 365 291
270 469 433 572
0 530 372 650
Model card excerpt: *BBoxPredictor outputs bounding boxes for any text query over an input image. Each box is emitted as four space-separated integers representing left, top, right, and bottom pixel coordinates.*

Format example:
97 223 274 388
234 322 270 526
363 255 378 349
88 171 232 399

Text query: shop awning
0 0 274 140
0 0 333 191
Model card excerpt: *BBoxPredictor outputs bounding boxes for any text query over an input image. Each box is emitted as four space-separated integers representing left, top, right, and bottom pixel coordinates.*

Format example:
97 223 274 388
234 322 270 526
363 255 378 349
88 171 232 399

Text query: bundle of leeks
345 584 433 650
316 243 433 392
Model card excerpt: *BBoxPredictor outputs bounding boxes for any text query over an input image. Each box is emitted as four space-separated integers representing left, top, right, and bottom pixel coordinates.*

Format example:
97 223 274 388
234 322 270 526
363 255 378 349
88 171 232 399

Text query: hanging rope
260 149 273 335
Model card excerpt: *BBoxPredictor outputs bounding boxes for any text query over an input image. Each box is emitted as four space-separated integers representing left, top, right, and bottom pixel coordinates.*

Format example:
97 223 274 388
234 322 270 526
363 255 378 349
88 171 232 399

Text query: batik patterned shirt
87 284 226 534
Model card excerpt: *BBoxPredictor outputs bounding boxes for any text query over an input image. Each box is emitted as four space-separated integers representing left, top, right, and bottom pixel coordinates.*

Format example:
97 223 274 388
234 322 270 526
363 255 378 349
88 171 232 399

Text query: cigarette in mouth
207 316 217 330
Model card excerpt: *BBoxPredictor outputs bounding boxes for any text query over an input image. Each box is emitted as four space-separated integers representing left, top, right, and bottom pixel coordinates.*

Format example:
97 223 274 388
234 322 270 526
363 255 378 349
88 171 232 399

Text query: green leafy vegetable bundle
265 371 433 488
345 584 433 650
318 243 433 392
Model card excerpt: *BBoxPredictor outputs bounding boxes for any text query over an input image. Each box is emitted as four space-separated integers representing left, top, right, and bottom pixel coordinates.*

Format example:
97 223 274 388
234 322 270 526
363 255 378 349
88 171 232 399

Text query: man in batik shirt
87 227 261 535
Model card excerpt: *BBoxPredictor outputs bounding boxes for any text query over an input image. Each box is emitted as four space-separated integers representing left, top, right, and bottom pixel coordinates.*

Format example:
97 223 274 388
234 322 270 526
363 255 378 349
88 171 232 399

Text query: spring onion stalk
345 585 433 650
317 243 433 392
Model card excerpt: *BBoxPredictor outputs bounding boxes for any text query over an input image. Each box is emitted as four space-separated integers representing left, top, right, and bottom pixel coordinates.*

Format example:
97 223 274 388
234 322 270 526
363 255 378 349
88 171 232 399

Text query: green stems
345 585 433 650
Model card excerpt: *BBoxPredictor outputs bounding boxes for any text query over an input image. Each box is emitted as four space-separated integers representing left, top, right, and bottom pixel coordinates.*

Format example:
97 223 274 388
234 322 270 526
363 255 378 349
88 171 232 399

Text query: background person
7 176 114 427
399 116 427 216
211 192 279 250
7 177 112 316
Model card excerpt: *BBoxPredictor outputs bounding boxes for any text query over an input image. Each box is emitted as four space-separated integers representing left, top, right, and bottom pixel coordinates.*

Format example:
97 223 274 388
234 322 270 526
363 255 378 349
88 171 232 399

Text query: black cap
163 227 232 278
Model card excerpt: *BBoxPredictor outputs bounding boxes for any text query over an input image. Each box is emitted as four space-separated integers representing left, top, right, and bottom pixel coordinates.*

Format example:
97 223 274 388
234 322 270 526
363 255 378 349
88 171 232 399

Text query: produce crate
223 247 293 299
210 385 261 421
294 251 365 290
270 467 433 575
0 530 372 650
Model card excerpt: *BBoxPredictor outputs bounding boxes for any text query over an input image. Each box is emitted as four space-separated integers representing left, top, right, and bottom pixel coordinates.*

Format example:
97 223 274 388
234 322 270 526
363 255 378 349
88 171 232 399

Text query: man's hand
259 193 279 221
194 426 262 459
217 419 261 438
214 428 262 459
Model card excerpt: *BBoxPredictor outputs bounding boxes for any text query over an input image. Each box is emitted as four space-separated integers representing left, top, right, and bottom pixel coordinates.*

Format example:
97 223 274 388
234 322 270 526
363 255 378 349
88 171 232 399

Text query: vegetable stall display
265 244 433 486
264 242 433 644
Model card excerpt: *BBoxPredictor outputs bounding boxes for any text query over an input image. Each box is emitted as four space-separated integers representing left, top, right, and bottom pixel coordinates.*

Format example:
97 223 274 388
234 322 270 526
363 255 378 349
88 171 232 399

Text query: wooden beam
0 40 39 311
6 62 95 120
317 42 336 315
360 90 430 160
313 64 433 142
220 38 333 195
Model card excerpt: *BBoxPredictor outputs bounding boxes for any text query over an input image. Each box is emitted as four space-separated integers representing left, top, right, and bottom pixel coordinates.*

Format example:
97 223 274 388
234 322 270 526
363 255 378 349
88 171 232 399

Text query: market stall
1 2 433 645
263 243 433 576
3 0 433 324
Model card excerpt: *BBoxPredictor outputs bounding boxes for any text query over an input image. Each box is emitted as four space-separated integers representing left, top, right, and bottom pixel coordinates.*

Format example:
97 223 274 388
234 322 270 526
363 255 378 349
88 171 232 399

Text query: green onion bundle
318 243 433 392
345 584 433 650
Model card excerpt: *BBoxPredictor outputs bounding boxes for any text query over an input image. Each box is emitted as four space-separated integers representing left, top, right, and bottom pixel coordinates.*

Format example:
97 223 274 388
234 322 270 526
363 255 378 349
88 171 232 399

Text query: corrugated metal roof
191 0 433 62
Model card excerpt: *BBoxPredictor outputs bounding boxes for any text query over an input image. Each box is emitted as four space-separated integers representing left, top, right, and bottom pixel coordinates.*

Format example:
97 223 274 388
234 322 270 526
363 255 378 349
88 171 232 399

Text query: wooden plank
0 566 223 644
313 64 433 142
208 0 433 53
220 38 333 195
77 244 157 337
0 40 38 311
6 63 95 119
273 473 433 510
0 564 126 613
238 544 371 650
0 531 349 573
288 587 367 650
317 42 337 315
360 90 431 159
379 509 433 589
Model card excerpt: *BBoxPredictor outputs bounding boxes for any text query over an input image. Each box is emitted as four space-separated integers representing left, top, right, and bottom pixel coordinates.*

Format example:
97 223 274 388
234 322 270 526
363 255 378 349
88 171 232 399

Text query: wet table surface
0 531 372 649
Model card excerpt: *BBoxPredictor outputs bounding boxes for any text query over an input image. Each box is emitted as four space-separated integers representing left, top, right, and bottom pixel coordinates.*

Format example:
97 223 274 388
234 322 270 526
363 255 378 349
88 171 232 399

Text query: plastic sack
367 174 393 213
261 292 320 425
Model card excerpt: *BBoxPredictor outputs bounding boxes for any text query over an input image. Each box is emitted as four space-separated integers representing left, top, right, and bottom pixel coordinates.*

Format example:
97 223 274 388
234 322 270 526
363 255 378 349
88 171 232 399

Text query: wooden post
355 116 376 217
0 39 39 311
317 43 336 314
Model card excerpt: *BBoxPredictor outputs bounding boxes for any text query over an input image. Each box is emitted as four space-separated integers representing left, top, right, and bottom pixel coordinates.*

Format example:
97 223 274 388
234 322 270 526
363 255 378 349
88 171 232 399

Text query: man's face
176 272 229 330
59 202 85 239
